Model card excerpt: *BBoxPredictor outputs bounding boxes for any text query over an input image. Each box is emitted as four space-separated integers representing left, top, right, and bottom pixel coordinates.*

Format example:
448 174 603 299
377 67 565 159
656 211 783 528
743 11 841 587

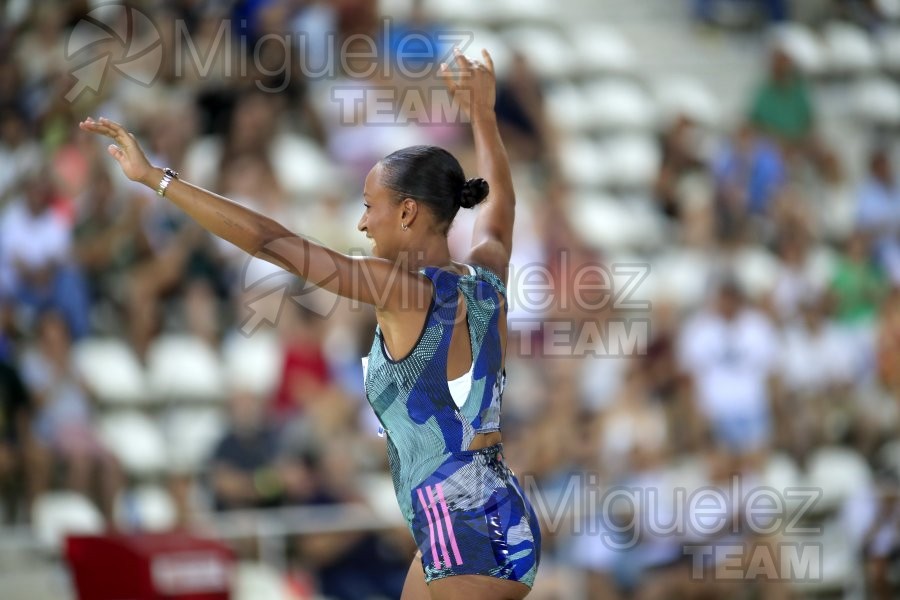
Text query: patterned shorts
409 444 541 587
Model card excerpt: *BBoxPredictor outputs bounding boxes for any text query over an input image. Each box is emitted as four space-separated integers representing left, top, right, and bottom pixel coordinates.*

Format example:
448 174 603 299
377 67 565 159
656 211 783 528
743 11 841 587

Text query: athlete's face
357 163 407 260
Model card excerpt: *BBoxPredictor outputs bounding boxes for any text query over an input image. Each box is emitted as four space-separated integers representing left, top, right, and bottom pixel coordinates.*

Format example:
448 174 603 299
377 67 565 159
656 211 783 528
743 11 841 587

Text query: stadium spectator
209 390 282 510
779 296 857 455
494 52 551 164
0 109 41 203
596 362 669 479
830 231 889 327
856 146 900 284
769 232 830 324
271 303 334 420
712 123 786 239
749 47 814 145
654 114 708 222
0 303 29 523
693 0 789 27
677 278 781 467
72 168 144 329
20 310 120 520
748 45 837 175
876 287 900 395
0 170 90 339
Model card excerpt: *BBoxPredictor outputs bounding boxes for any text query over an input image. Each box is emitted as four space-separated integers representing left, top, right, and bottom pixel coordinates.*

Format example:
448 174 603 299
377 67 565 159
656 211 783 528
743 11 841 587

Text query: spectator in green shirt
830 232 889 325
749 48 815 144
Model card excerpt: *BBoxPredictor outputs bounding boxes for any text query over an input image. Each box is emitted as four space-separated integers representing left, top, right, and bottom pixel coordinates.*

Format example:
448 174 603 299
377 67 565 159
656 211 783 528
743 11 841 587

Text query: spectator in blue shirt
856 147 900 283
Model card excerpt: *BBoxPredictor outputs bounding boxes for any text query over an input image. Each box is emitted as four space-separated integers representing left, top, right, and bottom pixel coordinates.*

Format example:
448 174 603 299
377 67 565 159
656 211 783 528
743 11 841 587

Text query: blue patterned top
363 264 508 522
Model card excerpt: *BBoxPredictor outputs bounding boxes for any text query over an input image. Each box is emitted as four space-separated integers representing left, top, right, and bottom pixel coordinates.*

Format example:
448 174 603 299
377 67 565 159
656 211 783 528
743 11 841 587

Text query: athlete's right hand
79 117 156 186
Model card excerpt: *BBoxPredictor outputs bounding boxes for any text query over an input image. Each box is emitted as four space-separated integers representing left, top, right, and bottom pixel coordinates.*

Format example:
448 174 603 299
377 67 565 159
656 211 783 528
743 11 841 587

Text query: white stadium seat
146 334 227 402
99 411 168 477
162 407 227 475
497 0 555 22
583 79 657 131
72 337 147 405
377 0 415 21
823 21 880 74
501 26 577 80
566 193 666 252
877 0 900 19
447 25 515 79
650 250 714 310
114 485 177 532
731 246 781 300
422 0 498 25
558 137 611 188
545 83 592 133
221 330 282 398
805 446 873 511
32 492 104 552
566 193 640 251
653 76 723 128
763 452 803 508
271 136 336 200
232 562 293 600
768 23 827 76
877 27 900 73
358 473 406 526
618 194 669 248
853 77 900 125
600 134 661 188
570 24 637 74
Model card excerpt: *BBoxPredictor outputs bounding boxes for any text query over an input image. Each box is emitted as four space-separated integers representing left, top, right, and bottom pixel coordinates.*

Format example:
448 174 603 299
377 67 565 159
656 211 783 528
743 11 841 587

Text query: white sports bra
379 347 473 409
362 264 476 410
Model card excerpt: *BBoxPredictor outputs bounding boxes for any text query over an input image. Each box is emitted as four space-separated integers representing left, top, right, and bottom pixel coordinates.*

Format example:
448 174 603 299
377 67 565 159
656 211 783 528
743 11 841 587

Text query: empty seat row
98 407 226 477
73 332 283 406
772 21 900 76
547 77 723 134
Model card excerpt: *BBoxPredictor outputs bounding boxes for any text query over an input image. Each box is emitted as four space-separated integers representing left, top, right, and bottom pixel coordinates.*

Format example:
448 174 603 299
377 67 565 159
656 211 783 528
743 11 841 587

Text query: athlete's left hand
440 48 496 121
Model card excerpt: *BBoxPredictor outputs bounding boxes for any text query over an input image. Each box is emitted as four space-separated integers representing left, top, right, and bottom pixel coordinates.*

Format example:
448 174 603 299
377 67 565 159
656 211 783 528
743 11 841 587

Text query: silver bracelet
155 167 179 197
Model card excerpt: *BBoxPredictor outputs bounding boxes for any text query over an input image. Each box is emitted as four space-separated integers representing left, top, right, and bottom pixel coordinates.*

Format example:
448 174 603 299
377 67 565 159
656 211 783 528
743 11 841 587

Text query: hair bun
459 177 489 209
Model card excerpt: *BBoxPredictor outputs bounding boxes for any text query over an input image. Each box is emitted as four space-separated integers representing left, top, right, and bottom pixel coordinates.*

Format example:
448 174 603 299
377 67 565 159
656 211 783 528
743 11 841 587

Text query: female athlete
80 48 541 600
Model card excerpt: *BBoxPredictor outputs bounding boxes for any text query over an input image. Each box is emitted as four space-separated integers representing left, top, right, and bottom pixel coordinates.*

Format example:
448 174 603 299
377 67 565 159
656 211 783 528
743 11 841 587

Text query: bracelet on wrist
155 167 179 197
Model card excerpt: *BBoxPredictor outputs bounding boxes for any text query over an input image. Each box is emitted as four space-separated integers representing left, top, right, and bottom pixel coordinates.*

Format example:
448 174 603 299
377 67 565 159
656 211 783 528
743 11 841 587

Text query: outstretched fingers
80 117 117 140
481 48 494 74
80 117 133 148
439 62 458 94
99 117 135 148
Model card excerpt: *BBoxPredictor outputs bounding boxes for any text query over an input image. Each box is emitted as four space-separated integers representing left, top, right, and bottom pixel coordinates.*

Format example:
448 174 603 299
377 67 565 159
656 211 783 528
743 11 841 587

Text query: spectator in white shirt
780 296 857 455
678 279 781 466
0 171 90 337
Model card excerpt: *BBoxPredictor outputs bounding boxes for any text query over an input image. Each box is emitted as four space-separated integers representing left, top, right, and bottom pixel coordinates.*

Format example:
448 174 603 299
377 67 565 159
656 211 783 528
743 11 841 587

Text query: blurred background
1 0 900 598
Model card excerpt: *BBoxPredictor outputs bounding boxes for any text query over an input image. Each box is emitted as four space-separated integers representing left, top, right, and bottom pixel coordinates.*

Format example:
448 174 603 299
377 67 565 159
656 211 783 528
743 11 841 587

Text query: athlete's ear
401 197 419 226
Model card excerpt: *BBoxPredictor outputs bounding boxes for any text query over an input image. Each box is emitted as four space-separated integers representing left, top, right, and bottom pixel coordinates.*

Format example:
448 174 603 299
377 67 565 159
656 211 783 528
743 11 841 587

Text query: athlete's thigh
428 574 530 600
401 552 431 600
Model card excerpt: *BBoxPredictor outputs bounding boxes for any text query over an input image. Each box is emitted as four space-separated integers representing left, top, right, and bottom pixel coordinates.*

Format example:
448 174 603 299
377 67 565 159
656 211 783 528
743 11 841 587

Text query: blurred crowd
0 0 899 599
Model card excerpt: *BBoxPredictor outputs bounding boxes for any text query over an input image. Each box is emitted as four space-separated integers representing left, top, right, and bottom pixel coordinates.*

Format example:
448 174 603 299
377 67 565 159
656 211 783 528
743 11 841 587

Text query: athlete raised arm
442 48 516 285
